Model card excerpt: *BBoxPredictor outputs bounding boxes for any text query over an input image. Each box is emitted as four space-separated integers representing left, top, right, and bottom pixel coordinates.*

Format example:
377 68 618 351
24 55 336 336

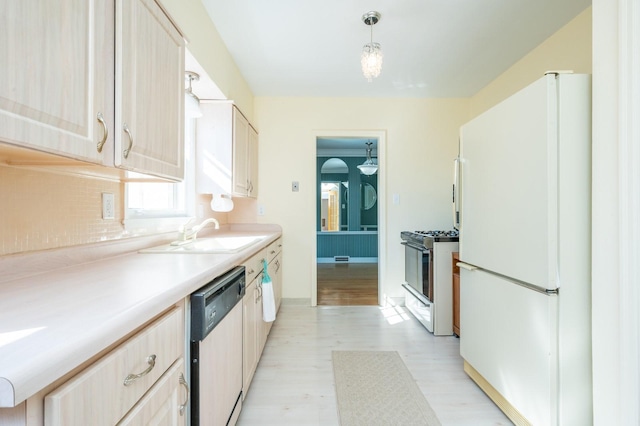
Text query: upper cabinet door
0 0 114 164
115 0 185 181
247 125 259 198
232 108 250 195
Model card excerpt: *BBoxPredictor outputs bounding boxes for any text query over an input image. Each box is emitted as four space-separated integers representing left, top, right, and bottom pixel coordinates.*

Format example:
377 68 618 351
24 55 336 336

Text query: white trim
311 129 387 307
592 0 640 423
618 0 640 422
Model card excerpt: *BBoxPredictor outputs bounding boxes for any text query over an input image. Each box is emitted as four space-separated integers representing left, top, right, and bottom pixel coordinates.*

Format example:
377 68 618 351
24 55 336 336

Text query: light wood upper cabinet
247 124 259 197
197 102 258 197
0 0 185 181
115 0 185 181
0 0 114 165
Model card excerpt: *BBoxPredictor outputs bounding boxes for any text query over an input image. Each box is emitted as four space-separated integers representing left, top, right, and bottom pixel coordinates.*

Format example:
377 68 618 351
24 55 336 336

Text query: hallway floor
317 263 378 305
237 303 512 425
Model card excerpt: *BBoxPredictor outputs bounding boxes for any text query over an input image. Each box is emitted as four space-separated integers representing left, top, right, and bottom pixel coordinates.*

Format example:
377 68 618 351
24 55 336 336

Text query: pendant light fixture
361 11 382 82
357 141 378 175
185 71 203 118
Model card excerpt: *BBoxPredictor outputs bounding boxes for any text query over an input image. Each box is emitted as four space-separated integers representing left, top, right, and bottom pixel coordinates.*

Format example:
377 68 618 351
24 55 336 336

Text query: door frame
311 129 387 306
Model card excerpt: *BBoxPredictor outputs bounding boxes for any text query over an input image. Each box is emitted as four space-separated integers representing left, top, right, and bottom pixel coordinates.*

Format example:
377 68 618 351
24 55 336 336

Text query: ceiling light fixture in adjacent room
361 11 383 82
357 141 378 175
185 71 203 118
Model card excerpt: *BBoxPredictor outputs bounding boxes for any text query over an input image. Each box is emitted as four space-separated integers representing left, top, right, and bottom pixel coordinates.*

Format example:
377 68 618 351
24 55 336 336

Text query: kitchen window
123 118 196 234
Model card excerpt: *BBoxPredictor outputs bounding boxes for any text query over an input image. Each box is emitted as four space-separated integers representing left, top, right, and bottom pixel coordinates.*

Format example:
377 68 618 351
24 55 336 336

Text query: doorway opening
315 134 383 306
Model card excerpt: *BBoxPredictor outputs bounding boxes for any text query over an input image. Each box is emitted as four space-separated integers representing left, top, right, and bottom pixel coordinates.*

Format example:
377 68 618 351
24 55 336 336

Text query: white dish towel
261 259 276 322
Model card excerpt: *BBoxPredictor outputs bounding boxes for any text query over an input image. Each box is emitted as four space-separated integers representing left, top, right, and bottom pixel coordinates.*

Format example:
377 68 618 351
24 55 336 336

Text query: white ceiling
200 0 590 98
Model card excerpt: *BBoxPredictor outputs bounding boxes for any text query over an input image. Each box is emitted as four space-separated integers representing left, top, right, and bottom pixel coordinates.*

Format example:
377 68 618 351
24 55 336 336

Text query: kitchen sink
140 236 264 254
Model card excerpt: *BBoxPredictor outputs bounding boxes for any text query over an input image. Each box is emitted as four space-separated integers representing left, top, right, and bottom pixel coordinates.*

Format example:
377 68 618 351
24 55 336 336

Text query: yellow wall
470 7 592 117
247 7 592 302
0 5 591 274
252 97 469 299
161 0 255 119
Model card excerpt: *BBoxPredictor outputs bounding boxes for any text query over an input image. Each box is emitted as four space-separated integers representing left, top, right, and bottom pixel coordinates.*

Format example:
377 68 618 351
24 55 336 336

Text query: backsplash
0 166 125 256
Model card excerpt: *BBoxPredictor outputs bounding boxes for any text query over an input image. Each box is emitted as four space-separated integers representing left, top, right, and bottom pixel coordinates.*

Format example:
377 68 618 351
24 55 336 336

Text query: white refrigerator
455 73 592 425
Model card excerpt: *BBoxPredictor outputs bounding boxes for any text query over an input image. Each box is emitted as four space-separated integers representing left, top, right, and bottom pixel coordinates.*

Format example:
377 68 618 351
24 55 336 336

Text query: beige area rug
332 351 442 426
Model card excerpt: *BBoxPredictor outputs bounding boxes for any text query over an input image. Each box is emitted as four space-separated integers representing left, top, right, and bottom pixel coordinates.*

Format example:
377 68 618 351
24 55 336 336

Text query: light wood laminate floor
237 303 512 425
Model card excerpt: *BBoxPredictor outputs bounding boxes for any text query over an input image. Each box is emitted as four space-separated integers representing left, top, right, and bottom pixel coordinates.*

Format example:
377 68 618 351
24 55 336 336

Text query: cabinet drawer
117 358 187 426
266 238 282 263
45 306 184 426
243 250 266 283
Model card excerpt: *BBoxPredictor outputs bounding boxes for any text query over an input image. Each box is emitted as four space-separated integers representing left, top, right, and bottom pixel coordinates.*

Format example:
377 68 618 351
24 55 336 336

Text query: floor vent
334 256 350 263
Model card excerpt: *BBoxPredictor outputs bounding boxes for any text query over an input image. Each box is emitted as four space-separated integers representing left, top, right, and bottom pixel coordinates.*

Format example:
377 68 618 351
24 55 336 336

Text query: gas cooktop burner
400 229 460 246
414 230 459 238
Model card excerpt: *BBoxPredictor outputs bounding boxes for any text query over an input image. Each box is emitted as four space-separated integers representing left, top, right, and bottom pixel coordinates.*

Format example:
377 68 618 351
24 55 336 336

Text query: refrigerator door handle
457 262 477 271
453 156 461 229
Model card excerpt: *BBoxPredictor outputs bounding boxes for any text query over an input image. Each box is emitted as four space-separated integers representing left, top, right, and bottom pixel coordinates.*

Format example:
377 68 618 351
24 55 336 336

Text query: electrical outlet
102 192 115 220
258 205 265 216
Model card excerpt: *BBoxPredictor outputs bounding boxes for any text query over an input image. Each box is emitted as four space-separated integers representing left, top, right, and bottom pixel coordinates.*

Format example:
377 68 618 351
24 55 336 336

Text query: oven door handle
401 241 428 252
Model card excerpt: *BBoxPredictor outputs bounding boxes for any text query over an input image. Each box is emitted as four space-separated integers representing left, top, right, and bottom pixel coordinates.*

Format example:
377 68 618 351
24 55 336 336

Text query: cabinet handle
123 123 134 159
275 259 281 273
96 112 108 153
123 354 156 386
179 373 190 416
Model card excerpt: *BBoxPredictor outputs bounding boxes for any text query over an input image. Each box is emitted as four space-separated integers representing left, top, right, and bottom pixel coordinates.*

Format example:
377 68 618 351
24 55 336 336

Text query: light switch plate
102 192 115 219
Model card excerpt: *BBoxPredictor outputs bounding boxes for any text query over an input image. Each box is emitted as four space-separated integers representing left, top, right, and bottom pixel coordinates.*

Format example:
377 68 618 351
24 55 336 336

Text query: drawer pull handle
179 373 190 416
96 112 108 153
123 354 156 386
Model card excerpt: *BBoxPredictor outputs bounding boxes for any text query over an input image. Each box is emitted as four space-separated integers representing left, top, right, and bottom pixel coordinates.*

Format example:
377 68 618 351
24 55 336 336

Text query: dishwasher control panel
190 266 246 341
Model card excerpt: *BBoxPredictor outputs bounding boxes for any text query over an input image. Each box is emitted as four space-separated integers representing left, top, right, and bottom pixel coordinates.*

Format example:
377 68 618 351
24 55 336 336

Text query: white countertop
0 224 281 408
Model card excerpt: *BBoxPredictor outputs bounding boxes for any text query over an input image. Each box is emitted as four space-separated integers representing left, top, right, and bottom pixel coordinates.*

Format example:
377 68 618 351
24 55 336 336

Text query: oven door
403 242 432 301
402 241 434 332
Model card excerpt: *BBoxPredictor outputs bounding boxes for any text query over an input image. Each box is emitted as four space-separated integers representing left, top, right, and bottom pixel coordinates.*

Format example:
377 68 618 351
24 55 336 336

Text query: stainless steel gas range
401 230 459 335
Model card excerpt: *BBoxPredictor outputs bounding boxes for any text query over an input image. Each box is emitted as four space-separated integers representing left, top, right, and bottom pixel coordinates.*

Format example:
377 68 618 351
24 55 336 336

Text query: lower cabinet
44 304 187 426
242 252 265 397
118 358 188 425
242 238 283 398
272 254 283 310
267 239 283 311
242 279 260 396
